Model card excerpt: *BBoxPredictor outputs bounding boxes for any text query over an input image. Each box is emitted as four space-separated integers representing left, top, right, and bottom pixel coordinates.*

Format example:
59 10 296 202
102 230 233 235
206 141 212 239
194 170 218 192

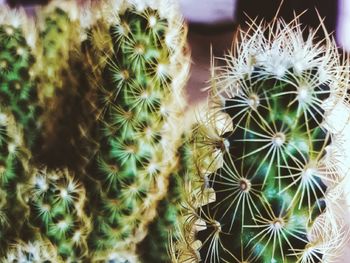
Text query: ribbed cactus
0 7 40 149
27 168 90 261
82 0 189 258
177 18 350 262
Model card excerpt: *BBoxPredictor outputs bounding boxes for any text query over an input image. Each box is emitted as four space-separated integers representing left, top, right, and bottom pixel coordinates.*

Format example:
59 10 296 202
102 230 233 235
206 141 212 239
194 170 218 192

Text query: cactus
137 129 197 263
34 1 96 170
1 238 62 263
27 168 90 261
0 109 29 255
177 18 350 262
0 7 41 149
82 0 189 258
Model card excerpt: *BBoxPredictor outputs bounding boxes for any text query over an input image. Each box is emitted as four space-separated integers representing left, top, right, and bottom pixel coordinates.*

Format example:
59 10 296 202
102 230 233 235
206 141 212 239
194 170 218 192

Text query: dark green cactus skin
0 113 28 255
197 68 330 262
138 139 195 263
86 7 177 252
0 25 40 149
28 170 88 261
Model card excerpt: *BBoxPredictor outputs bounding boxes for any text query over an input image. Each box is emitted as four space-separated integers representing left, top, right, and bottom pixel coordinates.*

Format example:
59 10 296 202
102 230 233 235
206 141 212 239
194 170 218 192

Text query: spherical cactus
27 168 90 261
177 17 350 263
81 0 190 258
0 6 41 149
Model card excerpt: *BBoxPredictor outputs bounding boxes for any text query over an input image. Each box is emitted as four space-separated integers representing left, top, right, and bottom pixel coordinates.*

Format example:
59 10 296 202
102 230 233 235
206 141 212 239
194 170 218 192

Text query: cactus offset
177 18 350 263
83 0 189 258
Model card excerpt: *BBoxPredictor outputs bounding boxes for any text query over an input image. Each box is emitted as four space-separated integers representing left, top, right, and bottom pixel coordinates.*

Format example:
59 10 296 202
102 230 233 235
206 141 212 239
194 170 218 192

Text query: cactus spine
177 18 350 263
83 0 189 258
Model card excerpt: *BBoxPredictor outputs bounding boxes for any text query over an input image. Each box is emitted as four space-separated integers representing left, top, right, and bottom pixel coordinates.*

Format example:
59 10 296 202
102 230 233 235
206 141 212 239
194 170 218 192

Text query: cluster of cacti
175 18 350 262
1 0 350 262
0 0 192 261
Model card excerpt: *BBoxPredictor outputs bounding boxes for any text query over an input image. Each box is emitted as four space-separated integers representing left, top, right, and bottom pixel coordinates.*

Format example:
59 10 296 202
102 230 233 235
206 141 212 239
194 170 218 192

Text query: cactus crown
186 17 349 263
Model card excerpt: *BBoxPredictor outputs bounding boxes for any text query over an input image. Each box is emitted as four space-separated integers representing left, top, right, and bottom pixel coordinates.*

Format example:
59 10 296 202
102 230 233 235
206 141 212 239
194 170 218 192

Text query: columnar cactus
27 168 90 261
0 7 40 149
82 0 189 258
178 18 350 262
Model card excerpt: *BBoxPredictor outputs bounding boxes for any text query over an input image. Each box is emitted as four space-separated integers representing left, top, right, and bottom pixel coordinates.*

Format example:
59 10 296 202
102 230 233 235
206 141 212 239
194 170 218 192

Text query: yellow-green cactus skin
176 18 350 263
82 0 189 258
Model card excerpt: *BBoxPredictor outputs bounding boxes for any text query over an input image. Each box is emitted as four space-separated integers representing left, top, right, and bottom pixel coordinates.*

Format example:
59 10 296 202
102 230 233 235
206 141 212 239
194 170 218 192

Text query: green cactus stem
82 0 189 259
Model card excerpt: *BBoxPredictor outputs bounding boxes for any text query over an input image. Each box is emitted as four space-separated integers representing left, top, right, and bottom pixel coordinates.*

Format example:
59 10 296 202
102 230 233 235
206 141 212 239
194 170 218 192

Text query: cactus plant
82 0 189 258
0 6 41 149
137 128 197 263
27 168 90 261
177 17 350 263
0 109 30 255
33 1 96 170
1 237 62 263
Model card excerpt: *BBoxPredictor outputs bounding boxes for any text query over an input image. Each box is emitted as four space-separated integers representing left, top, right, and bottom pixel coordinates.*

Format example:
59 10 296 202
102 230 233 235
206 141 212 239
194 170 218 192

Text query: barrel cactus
82 0 189 259
177 18 350 263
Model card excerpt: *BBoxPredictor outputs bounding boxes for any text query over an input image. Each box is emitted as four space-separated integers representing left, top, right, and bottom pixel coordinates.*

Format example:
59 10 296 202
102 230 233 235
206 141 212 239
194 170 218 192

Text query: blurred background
1 0 350 261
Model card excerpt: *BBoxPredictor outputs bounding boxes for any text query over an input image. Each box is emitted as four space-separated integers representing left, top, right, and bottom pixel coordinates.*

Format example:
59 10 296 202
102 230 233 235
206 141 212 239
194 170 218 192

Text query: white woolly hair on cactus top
0 5 37 49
